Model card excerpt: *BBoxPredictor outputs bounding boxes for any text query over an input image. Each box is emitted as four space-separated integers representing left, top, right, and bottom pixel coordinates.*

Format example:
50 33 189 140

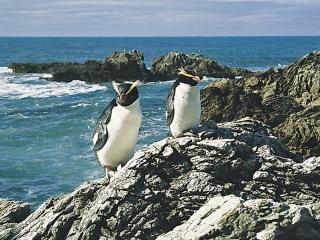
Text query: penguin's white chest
170 83 201 137
94 100 142 169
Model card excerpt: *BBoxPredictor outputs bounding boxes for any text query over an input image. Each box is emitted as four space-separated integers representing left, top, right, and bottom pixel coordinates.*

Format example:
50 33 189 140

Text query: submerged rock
150 52 252 80
201 51 320 158
1 118 319 239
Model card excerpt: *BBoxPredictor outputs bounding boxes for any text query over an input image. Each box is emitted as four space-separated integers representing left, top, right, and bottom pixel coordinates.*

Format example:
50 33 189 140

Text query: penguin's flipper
166 81 179 126
93 98 117 151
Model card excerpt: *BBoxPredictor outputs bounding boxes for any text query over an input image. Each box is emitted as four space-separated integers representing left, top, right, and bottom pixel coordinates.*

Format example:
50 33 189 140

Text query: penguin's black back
93 98 117 151
165 80 179 126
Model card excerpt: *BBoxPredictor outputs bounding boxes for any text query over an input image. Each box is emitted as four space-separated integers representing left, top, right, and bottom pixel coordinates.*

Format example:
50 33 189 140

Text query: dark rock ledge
8 51 252 83
0 118 319 239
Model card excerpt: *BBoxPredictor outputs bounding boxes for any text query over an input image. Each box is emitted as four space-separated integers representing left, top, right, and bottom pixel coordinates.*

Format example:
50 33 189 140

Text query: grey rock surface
1 118 319 239
0 199 30 225
0 199 31 239
157 195 320 240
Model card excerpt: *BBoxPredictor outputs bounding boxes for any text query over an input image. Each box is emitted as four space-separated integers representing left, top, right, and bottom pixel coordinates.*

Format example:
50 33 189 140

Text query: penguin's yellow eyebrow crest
178 68 195 78
111 81 120 95
126 80 140 94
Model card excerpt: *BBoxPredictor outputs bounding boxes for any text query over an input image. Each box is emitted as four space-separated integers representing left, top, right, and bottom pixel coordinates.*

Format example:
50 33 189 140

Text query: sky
0 0 319 36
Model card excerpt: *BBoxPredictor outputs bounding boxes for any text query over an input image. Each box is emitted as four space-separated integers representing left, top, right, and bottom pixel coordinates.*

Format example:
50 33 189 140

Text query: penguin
93 80 142 179
166 68 201 137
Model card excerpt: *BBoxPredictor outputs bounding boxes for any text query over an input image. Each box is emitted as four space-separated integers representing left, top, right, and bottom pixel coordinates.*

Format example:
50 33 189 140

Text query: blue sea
0 37 319 208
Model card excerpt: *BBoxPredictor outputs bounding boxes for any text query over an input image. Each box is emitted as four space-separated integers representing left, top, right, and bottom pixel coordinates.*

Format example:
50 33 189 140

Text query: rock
275 106 320 158
201 79 265 124
255 51 320 106
9 50 151 83
157 195 320 240
201 79 304 128
0 199 31 239
9 51 252 83
150 52 252 80
1 118 319 239
201 51 320 158
0 199 30 224
105 50 149 81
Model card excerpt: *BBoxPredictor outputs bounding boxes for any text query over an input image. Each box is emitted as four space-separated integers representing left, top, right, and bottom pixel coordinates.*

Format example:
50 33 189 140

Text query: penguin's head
177 68 201 86
112 80 140 106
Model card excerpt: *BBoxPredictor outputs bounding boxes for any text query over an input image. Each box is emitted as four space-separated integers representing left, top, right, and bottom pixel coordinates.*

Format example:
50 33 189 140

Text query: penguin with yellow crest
93 80 142 179
166 68 201 137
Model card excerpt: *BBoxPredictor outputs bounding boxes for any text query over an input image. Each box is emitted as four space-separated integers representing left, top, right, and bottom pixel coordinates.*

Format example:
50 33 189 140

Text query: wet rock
1 118 319 239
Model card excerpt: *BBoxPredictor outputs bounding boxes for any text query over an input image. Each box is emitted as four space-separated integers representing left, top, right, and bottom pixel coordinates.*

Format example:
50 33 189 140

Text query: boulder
105 50 149 81
150 52 252 80
1 118 319 239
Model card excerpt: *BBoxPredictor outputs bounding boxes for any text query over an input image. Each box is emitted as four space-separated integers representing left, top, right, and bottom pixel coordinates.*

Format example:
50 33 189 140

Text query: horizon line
1 35 320 38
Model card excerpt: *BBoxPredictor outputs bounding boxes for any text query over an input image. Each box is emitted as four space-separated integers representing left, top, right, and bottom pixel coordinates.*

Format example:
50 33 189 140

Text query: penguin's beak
119 93 127 104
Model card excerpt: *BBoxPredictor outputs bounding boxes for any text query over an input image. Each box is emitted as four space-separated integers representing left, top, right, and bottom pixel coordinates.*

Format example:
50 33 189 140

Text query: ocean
0 37 319 208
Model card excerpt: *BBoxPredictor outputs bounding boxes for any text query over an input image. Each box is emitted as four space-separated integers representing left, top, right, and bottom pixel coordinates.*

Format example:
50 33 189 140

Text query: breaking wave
0 70 106 99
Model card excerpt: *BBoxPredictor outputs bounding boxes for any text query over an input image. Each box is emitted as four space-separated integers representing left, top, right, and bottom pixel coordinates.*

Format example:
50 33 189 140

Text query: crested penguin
93 80 142 178
166 68 201 137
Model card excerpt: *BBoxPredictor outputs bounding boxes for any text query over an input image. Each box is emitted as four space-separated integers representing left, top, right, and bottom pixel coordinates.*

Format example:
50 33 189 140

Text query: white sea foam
70 103 91 108
41 73 53 78
0 67 13 74
0 72 106 99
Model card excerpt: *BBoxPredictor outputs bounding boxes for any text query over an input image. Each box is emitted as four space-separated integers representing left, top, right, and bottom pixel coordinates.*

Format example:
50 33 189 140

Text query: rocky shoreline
1 50 319 239
0 118 319 239
9 50 252 83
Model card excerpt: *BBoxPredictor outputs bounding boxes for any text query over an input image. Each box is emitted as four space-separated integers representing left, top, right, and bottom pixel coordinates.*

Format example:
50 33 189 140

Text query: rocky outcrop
247 51 320 106
157 195 320 240
9 51 252 83
201 51 320 158
1 118 319 239
150 52 252 80
9 50 151 83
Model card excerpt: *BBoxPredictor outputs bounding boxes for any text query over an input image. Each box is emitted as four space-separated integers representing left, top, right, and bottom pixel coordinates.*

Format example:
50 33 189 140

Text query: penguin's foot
105 166 116 180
